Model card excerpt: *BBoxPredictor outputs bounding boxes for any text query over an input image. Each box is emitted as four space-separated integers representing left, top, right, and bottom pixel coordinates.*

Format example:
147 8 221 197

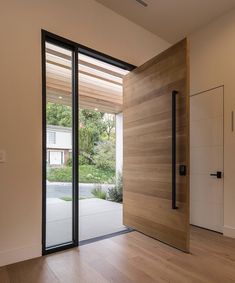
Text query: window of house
47 131 56 144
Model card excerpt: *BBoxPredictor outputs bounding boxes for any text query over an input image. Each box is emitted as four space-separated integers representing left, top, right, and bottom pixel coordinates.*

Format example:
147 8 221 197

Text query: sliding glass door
42 32 78 253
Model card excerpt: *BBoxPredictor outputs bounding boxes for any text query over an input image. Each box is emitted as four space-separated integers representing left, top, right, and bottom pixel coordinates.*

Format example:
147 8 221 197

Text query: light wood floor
1 226 235 283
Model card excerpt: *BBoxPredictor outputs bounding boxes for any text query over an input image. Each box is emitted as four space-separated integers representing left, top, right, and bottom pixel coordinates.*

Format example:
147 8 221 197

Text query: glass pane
78 52 129 242
45 42 73 248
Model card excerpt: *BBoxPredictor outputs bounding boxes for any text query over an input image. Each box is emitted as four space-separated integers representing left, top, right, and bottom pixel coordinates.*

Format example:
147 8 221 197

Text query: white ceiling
96 0 235 43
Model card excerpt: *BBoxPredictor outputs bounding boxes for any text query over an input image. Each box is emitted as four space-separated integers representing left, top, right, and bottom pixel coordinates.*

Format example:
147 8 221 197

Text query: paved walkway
46 198 125 247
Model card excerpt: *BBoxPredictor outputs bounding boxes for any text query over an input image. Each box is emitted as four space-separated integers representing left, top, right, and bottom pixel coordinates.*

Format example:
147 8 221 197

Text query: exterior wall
189 8 235 238
47 126 72 166
47 126 72 150
116 113 123 176
0 0 169 266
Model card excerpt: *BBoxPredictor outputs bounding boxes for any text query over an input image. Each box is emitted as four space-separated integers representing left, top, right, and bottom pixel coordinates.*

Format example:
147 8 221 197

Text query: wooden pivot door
123 39 190 252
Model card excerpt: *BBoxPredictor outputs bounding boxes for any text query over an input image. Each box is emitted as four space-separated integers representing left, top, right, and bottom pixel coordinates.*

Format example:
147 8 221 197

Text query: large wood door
123 39 190 252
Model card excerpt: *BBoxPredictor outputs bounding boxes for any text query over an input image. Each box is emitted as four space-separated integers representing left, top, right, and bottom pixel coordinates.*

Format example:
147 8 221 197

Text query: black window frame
41 30 135 255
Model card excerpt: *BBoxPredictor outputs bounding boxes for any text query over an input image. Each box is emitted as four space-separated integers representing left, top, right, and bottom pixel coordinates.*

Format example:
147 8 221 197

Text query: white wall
116 113 123 176
47 131 72 149
190 9 235 238
0 0 169 266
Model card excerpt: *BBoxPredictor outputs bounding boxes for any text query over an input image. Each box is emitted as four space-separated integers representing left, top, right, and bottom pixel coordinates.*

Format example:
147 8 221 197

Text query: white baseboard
0 244 41 267
223 225 235 238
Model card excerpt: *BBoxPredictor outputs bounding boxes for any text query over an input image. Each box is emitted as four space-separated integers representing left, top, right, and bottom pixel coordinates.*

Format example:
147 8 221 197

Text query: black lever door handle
210 171 222 179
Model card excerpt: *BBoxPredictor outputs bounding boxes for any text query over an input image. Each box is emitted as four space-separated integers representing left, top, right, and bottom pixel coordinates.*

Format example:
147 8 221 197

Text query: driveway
46 182 114 198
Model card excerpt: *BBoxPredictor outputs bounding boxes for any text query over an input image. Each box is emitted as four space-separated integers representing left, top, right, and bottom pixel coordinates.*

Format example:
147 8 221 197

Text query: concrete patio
46 198 126 247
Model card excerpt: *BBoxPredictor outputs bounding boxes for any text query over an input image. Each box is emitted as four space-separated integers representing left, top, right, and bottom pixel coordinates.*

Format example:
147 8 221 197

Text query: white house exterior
46 125 72 166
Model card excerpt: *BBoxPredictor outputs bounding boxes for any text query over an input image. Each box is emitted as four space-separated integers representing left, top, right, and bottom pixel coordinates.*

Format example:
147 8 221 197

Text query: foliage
79 165 114 183
102 114 115 140
79 109 104 128
79 127 96 164
79 155 90 165
60 196 87 201
93 140 115 171
47 166 72 182
60 196 72 201
66 157 72 167
108 173 123 203
46 103 72 127
47 165 115 183
79 110 116 164
91 185 107 199
66 155 91 166
46 106 117 183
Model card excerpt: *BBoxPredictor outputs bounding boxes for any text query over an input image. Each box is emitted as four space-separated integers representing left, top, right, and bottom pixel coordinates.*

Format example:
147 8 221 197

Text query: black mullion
78 46 135 71
41 30 47 255
72 47 79 246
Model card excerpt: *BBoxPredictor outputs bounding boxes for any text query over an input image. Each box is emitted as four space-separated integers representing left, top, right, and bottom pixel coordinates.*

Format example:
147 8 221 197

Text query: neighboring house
46 125 72 166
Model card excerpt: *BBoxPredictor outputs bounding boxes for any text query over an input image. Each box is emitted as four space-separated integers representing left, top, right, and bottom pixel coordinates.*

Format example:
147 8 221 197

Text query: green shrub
108 173 123 203
91 185 107 199
79 155 90 165
47 166 72 182
60 196 72 201
93 141 115 171
47 165 115 183
66 157 72 167
66 155 91 167
79 165 114 183
60 196 87 201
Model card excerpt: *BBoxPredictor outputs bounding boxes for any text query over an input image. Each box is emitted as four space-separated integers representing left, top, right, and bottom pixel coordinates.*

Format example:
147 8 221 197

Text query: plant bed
47 165 115 184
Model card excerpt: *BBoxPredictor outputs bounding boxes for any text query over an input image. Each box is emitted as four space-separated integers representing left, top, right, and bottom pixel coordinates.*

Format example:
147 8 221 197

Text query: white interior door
190 87 224 233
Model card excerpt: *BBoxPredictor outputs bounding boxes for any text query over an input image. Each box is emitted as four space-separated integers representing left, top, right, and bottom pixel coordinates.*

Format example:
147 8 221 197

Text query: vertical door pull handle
172 90 178 209
232 111 234 132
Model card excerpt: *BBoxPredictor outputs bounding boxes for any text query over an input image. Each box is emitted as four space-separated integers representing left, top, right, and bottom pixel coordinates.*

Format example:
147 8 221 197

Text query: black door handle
172 90 178 209
172 90 187 210
210 171 222 179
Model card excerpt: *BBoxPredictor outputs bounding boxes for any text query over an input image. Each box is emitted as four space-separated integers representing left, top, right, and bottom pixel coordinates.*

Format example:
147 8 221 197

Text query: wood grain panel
45 44 126 114
123 39 190 252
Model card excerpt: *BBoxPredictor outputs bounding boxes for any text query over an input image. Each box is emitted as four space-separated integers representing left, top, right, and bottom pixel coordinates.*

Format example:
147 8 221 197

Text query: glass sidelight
42 33 78 253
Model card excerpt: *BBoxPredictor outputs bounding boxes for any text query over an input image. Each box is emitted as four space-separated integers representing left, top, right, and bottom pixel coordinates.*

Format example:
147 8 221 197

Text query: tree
93 140 115 171
79 127 97 164
79 110 116 165
46 104 116 167
46 102 72 127
102 113 115 140
79 109 107 164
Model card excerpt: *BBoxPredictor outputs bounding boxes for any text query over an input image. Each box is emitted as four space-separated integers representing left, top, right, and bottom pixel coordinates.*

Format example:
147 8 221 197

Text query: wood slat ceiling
46 43 129 114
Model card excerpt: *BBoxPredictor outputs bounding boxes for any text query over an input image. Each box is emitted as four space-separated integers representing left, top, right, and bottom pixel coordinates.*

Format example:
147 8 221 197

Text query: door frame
190 85 224 232
41 30 135 255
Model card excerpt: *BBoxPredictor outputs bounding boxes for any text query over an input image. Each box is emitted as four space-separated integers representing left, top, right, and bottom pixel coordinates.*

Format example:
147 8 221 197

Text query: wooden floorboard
1 226 235 283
